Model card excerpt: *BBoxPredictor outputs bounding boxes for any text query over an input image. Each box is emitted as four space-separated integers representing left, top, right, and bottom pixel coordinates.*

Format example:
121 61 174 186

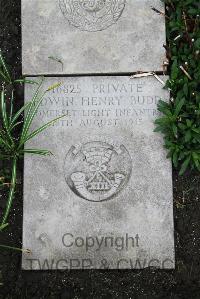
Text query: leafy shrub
155 0 200 175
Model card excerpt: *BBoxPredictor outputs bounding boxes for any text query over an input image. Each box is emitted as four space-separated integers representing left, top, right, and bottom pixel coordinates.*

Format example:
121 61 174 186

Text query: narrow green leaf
20 77 44 141
183 83 188 96
46 82 61 92
178 123 186 130
154 126 162 133
0 70 9 83
192 128 200 133
9 90 14 123
14 79 39 85
186 119 192 127
192 152 199 161
173 151 178 168
172 124 177 137
192 152 200 170
193 133 200 143
9 102 31 129
179 151 186 161
193 159 200 171
174 98 185 116
21 149 53 156
10 121 23 131
185 130 192 142
20 91 46 143
179 156 191 175
1 157 17 226
171 59 179 80
155 117 169 125
0 244 31 253
1 89 9 130
0 90 14 146
21 114 67 146
0 136 12 150
0 223 9 232
0 50 11 83
167 151 173 159
48 56 63 70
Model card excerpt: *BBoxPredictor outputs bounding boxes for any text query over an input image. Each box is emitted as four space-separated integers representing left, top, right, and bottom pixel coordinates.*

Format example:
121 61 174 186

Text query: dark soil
0 1 200 298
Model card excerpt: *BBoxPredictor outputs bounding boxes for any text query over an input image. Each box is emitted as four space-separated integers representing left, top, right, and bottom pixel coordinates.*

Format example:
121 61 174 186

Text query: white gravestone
22 0 166 75
22 76 174 270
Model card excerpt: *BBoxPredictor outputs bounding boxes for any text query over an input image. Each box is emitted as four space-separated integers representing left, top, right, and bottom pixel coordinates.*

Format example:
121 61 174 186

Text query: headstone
22 0 166 75
22 76 174 270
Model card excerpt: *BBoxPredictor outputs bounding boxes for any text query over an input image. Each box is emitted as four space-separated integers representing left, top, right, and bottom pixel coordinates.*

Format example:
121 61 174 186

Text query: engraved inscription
59 0 126 32
64 141 132 202
37 80 162 128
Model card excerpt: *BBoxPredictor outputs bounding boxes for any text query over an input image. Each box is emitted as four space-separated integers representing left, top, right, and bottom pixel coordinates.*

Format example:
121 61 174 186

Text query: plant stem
0 244 31 254
1 156 17 226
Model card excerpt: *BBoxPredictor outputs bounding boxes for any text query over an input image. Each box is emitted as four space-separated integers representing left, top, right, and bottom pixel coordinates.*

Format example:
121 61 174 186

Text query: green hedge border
155 0 200 175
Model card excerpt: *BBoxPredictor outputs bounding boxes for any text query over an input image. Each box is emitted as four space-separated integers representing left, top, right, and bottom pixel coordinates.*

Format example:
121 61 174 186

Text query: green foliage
155 0 200 175
0 52 63 236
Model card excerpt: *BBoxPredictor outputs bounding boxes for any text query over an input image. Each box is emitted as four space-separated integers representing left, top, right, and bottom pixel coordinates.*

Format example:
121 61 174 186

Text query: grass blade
9 101 31 129
0 223 9 232
20 80 61 143
0 90 14 146
20 114 66 146
0 135 12 150
20 91 46 143
1 89 9 130
21 149 52 156
1 156 17 226
0 50 11 83
0 244 31 254
46 82 61 92
20 82 62 144
9 90 14 123
9 121 23 131
14 79 39 85
0 70 9 83
20 77 44 140
179 155 191 176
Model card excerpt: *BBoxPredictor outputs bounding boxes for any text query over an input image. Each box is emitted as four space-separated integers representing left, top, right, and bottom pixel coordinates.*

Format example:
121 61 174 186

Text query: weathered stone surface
22 76 174 270
22 0 166 75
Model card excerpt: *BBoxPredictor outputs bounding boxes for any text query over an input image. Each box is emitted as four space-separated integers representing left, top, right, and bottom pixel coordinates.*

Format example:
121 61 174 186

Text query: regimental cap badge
64 141 132 202
59 0 126 32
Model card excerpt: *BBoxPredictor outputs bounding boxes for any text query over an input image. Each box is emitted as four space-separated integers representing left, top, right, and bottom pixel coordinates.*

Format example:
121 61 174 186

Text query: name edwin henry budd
38 81 161 128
